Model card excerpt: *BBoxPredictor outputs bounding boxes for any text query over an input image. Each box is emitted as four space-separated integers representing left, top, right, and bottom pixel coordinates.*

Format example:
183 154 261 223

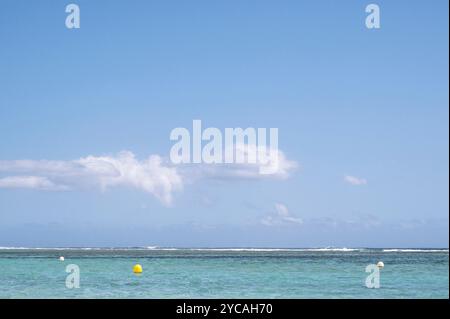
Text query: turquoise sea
0 248 448 299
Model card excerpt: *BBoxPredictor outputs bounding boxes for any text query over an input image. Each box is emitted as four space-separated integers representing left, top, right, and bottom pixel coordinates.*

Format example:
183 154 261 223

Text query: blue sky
0 0 448 247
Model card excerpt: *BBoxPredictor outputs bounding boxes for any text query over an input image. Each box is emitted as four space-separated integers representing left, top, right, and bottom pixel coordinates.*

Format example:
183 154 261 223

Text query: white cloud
182 144 297 181
0 149 297 205
261 203 303 226
0 151 182 205
0 176 67 191
344 175 367 186
77 151 183 205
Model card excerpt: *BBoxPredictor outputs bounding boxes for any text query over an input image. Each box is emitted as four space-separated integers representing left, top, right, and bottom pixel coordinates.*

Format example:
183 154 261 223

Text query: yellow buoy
133 264 143 274
377 261 385 269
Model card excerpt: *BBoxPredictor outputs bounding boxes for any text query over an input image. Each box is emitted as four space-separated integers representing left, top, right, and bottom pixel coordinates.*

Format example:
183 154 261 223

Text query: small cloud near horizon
344 175 367 186
261 203 303 226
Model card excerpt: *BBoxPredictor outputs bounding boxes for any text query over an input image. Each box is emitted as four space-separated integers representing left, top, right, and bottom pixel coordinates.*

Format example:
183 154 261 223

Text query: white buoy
377 261 384 269
59 256 65 261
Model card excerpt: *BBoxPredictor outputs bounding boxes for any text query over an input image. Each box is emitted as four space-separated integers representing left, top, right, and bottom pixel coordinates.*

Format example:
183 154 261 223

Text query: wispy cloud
0 176 67 191
0 151 182 205
261 203 303 226
309 214 381 229
344 175 367 186
0 149 297 205
178 144 298 181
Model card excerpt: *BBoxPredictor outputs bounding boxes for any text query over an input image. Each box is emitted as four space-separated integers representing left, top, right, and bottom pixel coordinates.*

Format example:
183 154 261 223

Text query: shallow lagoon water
0 248 448 298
